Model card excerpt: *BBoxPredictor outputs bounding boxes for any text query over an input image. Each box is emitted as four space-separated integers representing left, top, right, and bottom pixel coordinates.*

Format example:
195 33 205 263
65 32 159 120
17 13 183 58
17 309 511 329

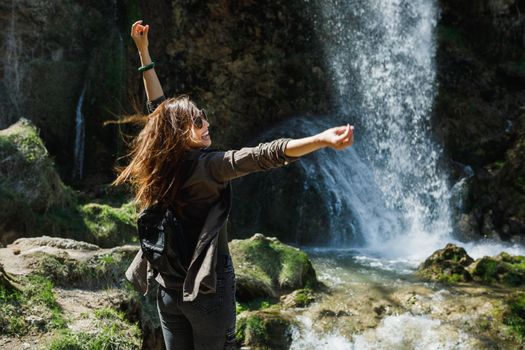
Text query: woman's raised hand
320 124 354 150
131 20 149 52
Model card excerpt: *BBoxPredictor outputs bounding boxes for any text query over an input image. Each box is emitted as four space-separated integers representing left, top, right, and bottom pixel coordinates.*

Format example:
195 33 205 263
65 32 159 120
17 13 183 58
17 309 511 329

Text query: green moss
502 294 525 343
293 288 315 307
417 269 465 284
470 255 525 287
236 298 275 314
79 202 137 247
236 314 268 345
270 241 311 287
0 119 73 214
46 307 141 350
0 119 137 246
231 235 318 299
31 250 135 289
0 275 66 336
236 309 294 349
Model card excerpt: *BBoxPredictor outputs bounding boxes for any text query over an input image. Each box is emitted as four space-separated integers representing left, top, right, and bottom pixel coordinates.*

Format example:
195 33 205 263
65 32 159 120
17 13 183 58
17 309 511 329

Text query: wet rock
435 0 525 243
419 244 525 287
280 288 316 308
469 252 525 287
417 243 474 283
230 234 318 302
455 213 480 242
236 309 295 350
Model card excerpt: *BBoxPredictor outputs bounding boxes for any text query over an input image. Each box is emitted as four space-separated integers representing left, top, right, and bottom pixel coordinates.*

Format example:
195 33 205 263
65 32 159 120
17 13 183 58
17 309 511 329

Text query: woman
120 20 354 350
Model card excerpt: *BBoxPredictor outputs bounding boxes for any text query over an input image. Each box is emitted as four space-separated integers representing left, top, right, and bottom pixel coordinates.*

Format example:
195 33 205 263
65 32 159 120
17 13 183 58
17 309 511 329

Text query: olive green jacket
125 138 299 301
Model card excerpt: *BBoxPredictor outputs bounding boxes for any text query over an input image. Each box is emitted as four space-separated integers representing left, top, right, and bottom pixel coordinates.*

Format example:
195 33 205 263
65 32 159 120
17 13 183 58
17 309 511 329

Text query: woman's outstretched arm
284 124 354 157
131 20 164 101
202 125 354 183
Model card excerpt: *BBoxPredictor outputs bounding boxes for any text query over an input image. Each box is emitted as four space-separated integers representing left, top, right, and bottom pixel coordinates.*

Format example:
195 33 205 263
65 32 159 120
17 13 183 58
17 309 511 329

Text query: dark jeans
157 254 236 350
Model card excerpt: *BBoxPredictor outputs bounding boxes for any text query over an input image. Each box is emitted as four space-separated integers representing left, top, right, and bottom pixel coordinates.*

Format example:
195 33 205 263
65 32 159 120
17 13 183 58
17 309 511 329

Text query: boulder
417 243 474 283
0 120 137 246
230 233 319 302
0 119 73 244
280 288 316 308
418 244 525 287
79 202 138 247
236 309 295 350
469 252 525 287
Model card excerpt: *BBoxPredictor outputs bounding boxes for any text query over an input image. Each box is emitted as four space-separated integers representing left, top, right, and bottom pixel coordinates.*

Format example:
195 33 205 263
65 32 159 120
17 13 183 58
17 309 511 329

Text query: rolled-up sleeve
146 95 167 114
203 138 300 183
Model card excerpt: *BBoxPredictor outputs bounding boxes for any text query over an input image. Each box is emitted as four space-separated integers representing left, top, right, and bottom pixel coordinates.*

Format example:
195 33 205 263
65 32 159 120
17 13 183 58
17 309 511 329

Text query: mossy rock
0 119 74 244
236 309 295 350
417 243 474 283
502 292 525 343
280 288 316 308
469 253 525 287
30 246 138 289
230 233 319 302
0 118 73 211
79 202 138 247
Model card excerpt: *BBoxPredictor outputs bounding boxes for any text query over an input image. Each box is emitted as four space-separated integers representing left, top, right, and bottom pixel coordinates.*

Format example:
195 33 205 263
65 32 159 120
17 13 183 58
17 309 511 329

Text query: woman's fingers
332 124 354 149
131 20 143 36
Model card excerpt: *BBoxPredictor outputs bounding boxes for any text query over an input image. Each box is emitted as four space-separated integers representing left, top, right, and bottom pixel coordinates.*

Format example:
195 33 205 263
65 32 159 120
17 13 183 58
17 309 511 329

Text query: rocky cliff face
434 0 525 242
1 0 523 244
0 0 332 186
0 0 129 184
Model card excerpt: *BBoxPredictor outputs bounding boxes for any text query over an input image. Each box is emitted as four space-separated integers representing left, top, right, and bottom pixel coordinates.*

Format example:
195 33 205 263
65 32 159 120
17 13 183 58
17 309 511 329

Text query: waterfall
319 0 450 259
270 0 450 259
73 84 87 180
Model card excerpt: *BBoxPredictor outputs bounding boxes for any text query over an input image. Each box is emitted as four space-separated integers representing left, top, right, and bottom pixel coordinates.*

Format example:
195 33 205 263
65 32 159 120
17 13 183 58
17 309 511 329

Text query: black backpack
136 149 211 275
137 204 190 276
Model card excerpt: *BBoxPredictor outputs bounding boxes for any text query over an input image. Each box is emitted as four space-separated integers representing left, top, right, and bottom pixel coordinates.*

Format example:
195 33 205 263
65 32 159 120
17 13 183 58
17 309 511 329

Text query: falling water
73 84 87 180
313 0 450 259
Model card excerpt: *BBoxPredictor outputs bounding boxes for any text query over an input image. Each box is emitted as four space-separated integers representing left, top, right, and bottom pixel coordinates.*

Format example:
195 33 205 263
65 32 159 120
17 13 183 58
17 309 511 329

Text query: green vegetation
470 253 525 287
0 119 137 247
293 288 315 307
31 249 136 289
46 307 141 350
230 234 318 300
0 274 66 336
416 244 473 284
236 309 294 349
236 298 275 314
236 314 268 345
0 119 73 216
503 293 525 343
80 202 138 247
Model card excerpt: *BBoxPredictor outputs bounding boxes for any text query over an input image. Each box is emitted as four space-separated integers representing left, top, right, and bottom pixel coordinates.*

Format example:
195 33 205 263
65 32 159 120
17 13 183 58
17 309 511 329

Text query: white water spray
313 0 451 259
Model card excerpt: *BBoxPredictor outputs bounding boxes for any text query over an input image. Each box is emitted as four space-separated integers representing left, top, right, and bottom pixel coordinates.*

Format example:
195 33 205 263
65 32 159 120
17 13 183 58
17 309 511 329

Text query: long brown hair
113 95 202 210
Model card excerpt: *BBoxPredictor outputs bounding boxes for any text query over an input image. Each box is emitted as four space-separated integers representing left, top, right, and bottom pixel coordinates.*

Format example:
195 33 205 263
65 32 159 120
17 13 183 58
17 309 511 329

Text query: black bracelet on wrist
138 62 155 72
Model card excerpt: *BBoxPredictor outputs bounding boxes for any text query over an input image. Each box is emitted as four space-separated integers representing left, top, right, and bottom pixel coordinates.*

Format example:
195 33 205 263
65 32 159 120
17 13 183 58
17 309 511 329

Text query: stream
288 242 525 349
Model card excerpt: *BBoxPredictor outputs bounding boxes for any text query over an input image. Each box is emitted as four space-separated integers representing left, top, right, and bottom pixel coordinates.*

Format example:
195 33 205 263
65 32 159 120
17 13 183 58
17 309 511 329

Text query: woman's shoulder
184 147 223 160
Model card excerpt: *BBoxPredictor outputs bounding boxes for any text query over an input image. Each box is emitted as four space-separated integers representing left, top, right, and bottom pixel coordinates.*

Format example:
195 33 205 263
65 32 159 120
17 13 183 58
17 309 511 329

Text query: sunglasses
192 109 208 129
